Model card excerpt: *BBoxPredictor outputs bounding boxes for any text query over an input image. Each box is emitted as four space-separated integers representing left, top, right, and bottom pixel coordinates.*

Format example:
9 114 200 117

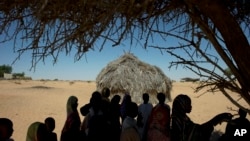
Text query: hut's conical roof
96 53 172 103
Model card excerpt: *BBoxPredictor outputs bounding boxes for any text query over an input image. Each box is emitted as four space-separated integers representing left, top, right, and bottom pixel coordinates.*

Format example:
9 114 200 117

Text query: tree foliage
13 72 25 78
181 77 199 82
0 65 12 77
0 0 250 111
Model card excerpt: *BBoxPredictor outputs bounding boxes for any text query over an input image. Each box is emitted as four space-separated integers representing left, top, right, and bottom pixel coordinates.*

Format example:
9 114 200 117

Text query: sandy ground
0 80 249 141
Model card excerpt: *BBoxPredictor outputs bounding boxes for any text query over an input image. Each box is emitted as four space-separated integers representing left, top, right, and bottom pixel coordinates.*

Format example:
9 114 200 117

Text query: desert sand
0 80 249 141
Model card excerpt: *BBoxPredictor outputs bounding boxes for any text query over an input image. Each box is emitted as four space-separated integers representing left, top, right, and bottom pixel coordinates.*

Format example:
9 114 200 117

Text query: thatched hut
96 53 172 104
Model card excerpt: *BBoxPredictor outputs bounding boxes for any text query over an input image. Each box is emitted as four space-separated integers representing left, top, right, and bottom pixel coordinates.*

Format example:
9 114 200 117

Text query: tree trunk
186 0 250 106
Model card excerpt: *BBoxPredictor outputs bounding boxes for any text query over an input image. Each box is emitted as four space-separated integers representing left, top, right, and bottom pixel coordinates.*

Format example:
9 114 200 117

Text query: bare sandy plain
0 80 249 141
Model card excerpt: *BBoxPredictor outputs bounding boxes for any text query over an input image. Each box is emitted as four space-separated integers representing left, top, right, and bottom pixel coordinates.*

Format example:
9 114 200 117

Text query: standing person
120 102 140 141
0 118 14 141
44 117 57 141
101 87 111 112
171 94 233 141
137 93 153 141
219 108 250 141
86 91 111 141
110 95 122 141
61 96 81 141
120 93 132 123
26 122 48 141
147 93 171 141
100 87 112 124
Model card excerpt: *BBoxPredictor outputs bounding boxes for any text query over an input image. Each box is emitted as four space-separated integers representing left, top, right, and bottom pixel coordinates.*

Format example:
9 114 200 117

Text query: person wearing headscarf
147 93 171 141
60 96 81 141
171 94 233 141
26 122 48 141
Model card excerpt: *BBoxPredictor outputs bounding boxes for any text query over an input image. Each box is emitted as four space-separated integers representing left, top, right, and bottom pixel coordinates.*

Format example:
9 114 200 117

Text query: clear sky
0 27 227 81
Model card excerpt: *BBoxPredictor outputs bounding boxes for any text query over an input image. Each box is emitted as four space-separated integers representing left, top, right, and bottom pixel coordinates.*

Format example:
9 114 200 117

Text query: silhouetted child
0 118 14 141
120 93 132 122
110 95 122 141
137 93 153 141
45 117 57 141
120 102 140 141
100 87 112 123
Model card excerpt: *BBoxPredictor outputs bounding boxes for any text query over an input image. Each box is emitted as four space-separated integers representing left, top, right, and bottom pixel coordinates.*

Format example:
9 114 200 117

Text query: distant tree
181 77 200 82
0 1 249 112
0 65 12 77
13 72 25 78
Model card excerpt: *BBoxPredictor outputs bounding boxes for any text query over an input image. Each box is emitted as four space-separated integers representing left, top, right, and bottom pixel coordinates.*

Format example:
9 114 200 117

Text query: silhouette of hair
45 117 55 132
0 118 13 139
126 102 138 118
172 94 191 114
101 87 110 98
142 93 149 103
0 118 13 130
90 91 102 113
157 92 166 104
111 95 121 104
238 108 247 118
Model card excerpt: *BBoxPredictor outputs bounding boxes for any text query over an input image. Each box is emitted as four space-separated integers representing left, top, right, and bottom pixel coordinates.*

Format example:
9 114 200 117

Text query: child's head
238 108 247 118
44 117 55 132
0 118 13 140
142 93 149 103
101 87 110 98
126 102 138 118
111 95 121 104
157 93 166 104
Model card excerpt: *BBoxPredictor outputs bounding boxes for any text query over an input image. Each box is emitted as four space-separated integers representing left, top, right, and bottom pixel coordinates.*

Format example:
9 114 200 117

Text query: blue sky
1 40 227 81
0 25 227 81
0 41 193 81
0 42 176 81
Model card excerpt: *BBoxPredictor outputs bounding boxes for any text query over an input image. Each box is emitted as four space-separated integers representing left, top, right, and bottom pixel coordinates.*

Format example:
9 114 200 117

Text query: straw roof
96 53 172 104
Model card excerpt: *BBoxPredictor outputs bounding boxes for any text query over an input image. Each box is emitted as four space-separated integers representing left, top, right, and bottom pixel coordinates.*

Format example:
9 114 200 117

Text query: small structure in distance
96 53 172 103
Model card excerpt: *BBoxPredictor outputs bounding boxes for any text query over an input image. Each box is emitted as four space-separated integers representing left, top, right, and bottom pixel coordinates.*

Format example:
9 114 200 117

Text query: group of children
26 117 57 141
0 117 56 141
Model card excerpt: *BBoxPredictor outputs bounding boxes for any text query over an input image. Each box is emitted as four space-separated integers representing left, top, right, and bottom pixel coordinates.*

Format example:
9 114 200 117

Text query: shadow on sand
30 86 54 89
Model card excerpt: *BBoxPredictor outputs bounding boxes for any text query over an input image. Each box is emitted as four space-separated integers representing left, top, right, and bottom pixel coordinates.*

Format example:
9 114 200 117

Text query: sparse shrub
14 81 21 85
